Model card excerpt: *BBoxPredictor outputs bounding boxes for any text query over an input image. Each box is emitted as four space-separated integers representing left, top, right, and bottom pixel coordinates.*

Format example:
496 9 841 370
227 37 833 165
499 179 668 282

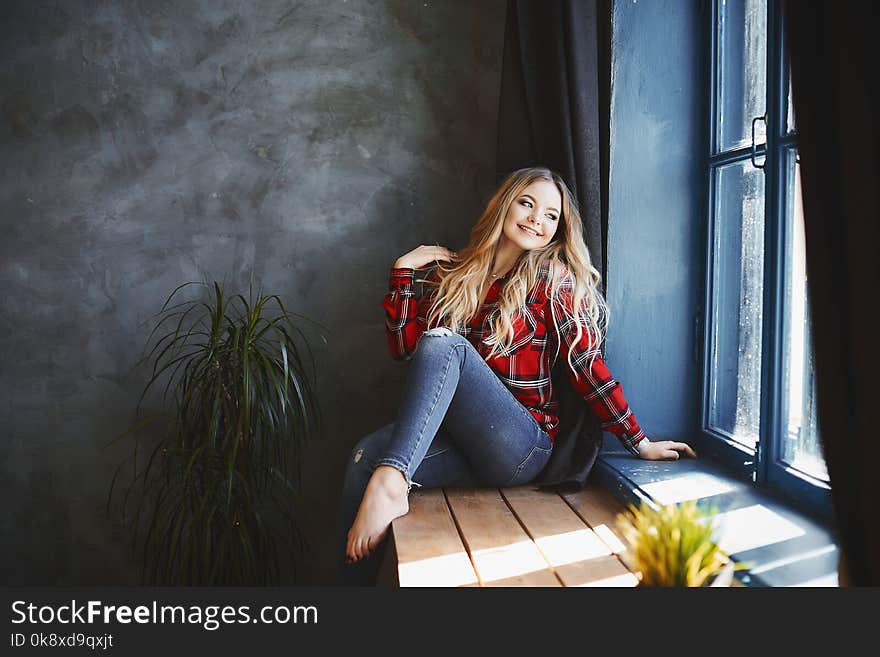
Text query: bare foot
345 465 410 563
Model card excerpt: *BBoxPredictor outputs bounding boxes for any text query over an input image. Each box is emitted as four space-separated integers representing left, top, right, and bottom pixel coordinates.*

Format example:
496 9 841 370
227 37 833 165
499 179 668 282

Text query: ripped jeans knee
423 326 455 337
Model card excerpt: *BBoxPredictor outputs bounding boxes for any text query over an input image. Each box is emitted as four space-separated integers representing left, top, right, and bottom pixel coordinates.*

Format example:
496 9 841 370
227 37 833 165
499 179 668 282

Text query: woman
336 166 696 584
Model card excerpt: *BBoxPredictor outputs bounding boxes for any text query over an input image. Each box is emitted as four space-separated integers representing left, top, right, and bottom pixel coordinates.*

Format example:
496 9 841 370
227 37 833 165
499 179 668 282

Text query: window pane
781 150 828 481
786 71 796 134
716 0 767 152
709 160 765 449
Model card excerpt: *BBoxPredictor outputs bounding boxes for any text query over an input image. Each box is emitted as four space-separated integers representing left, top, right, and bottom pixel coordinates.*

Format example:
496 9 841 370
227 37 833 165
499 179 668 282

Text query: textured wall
605 0 705 443
0 0 506 585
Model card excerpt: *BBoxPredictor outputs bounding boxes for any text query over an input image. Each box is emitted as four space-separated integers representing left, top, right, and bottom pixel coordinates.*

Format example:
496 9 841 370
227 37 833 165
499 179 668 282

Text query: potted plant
616 499 749 587
107 275 326 585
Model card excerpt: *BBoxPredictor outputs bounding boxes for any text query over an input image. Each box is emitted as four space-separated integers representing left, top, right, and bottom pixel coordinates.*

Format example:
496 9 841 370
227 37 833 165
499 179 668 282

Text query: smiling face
500 179 563 255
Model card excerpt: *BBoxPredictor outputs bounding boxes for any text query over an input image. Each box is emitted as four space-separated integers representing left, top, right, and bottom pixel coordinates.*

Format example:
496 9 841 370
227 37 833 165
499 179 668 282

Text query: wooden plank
502 486 637 587
445 488 560 587
562 481 639 575
376 532 399 587
562 483 630 553
391 489 479 587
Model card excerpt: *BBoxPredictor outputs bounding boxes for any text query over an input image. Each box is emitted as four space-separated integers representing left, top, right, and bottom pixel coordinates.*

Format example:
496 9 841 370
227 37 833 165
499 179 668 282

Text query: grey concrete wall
605 0 705 443
0 0 506 585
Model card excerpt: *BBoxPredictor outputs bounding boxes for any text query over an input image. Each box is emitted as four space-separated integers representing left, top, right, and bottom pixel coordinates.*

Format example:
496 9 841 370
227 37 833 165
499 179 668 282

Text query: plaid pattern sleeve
381 267 439 361
547 281 647 456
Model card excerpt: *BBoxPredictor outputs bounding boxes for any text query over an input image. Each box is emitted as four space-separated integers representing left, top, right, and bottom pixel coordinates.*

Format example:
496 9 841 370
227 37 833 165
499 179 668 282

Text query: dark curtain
496 0 613 491
496 0 612 289
785 1 880 585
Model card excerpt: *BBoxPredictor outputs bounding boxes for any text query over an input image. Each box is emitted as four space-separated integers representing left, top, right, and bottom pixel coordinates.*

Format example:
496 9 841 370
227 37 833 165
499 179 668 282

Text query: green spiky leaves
107 275 326 585
616 499 749 587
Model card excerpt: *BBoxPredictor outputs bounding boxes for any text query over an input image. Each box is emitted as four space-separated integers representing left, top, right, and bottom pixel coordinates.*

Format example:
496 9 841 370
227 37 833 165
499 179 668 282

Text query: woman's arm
382 246 456 361
380 266 438 361
546 285 696 460
545 286 647 456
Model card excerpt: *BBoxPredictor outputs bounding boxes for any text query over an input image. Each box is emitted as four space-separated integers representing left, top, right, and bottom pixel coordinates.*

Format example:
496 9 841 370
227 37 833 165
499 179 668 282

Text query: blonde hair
419 167 609 378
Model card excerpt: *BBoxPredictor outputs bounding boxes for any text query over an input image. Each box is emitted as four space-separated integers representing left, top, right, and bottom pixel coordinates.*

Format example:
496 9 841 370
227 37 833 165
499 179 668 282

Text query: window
701 0 831 522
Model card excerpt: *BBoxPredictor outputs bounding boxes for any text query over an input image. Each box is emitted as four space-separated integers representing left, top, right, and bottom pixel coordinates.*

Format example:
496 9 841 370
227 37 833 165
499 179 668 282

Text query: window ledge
592 435 840 587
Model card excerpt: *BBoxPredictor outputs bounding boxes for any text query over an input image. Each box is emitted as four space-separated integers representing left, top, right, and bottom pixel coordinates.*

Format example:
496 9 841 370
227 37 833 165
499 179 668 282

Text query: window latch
748 440 761 482
751 113 767 169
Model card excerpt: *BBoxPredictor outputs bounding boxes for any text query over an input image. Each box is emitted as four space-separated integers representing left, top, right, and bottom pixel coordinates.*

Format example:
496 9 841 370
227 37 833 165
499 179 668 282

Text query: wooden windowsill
382 480 642 587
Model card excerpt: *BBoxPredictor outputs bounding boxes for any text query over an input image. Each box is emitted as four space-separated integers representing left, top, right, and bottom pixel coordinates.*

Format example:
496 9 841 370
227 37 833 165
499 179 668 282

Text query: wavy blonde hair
419 166 609 378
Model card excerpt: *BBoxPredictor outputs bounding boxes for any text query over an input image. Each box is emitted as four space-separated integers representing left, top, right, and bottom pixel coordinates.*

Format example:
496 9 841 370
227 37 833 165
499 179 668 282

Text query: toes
346 532 385 564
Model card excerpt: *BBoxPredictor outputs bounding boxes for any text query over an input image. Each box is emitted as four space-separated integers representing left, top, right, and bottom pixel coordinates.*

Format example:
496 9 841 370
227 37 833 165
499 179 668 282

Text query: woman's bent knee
417 328 470 358
423 327 456 337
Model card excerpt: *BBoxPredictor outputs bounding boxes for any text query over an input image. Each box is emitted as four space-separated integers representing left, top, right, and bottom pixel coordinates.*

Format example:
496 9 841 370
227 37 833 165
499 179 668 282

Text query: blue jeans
336 327 554 585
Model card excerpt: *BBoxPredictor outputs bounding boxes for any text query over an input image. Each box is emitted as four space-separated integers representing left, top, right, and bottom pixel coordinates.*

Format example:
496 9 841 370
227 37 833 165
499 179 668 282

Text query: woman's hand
637 439 698 461
394 245 458 270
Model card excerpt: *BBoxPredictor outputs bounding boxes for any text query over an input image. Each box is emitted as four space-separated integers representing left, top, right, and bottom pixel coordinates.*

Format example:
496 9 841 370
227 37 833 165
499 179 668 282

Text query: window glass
709 160 765 449
717 0 768 152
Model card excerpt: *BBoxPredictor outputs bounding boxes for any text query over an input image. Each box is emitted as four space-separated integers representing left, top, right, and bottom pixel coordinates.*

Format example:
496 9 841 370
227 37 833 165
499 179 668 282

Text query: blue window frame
697 0 832 524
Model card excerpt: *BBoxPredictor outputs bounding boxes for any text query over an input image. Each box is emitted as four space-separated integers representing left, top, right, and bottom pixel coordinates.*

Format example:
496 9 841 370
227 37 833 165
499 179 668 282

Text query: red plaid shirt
381 262 647 454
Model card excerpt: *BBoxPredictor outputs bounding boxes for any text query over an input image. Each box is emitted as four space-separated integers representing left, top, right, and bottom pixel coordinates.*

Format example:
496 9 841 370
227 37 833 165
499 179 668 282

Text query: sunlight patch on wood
398 550 480 587
590 523 628 554
574 571 640 587
471 539 550 582
533 527 611 567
